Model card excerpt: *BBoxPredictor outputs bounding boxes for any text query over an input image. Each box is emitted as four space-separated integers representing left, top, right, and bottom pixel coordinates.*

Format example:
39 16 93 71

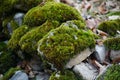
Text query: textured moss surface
38 25 95 70
8 25 30 51
98 19 120 36
1 67 20 80
104 37 120 50
24 2 83 27
49 70 79 80
0 52 16 74
19 20 60 54
97 64 120 80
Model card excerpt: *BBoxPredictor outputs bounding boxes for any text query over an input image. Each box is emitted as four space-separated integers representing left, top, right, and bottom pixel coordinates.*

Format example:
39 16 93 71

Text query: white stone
73 62 98 80
66 48 92 68
109 16 120 20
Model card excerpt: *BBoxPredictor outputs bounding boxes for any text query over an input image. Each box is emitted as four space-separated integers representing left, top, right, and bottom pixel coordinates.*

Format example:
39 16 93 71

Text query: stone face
73 62 98 80
110 50 120 60
9 71 28 80
36 72 50 80
66 48 92 69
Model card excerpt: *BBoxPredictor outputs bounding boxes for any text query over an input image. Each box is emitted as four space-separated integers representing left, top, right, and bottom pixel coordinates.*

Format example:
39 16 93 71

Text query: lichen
38 25 95 70
19 20 60 54
8 25 30 51
98 19 120 36
104 36 120 50
49 70 80 80
23 2 83 27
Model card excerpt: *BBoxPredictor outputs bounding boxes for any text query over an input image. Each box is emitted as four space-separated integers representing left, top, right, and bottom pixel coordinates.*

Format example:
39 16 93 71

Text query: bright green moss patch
0 51 16 74
104 37 120 50
98 19 120 36
38 25 95 70
107 11 120 16
19 20 60 54
24 2 83 27
8 25 30 51
97 64 120 80
49 70 80 80
1 67 20 80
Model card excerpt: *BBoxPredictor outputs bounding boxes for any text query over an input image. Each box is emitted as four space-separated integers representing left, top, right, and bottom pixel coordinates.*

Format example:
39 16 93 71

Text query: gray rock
36 72 50 80
14 13 24 26
110 50 120 60
73 62 98 80
66 48 92 69
95 45 106 63
9 70 28 80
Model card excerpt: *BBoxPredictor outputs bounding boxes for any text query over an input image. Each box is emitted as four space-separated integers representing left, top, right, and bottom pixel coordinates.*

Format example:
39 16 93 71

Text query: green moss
49 70 80 80
1 67 20 80
19 20 60 54
97 64 120 80
0 42 7 51
8 25 30 51
0 51 16 74
38 25 95 70
0 0 17 17
98 19 120 36
107 11 120 16
104 37 120 50
24 2 83 27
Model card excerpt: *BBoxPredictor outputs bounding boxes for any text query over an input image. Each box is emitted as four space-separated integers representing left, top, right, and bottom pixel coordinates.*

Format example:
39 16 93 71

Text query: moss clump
19 20 60 54
0 51 16 74
1 67 20 80
97 64 120 80
49 70 79 80
104 37 120 50
98 19 120 36
8 25 30 51
38 25 95 70
0 0 17 17
24 2 83 27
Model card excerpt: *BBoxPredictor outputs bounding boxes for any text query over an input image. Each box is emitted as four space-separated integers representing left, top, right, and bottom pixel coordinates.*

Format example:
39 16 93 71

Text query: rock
110 50 120 60
9 70 28 80
0 74 3 80
73 62 98 80
95 44 106 63
36 72 50 80
108 16 120 20
14 13 24 26
66 48 92 69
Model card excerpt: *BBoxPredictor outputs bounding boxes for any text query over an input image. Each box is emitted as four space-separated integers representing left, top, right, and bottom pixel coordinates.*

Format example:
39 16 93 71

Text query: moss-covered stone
97 64 120 80
49 70 80 80
19 20 60 54
104 37 120 50
8 25 30 51
0 51 16 74
38 25 95 70
98 19 120 36
1 67 20 80
24 2 83 27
